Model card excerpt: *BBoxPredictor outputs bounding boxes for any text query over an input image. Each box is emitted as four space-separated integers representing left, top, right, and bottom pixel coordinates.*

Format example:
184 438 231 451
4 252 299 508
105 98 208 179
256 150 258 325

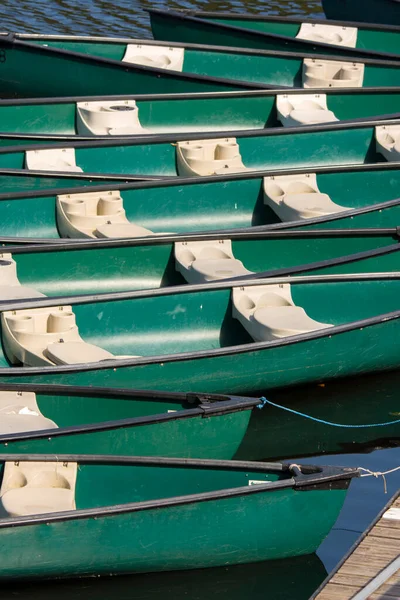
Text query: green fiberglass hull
0 384 258 458
1 88 400 144
0 455 356 580
0 275 400 392
3 164 400 238
2 230 400 296
322 0 400 27
149 10 400 61
2 34 400 96
0 118 398 178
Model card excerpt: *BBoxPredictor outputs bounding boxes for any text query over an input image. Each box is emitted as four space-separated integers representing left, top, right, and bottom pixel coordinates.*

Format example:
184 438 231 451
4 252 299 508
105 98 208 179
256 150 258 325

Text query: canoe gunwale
170 10 400 33
0 273 400 376
4 86 400 107
7 33 400 68
0 454 358 529
0 114 399 155
0 396 260 444
148 9 400 61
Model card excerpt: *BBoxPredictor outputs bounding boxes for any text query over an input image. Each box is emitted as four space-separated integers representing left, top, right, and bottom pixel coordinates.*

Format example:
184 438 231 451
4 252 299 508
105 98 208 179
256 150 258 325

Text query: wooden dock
311 490 400 600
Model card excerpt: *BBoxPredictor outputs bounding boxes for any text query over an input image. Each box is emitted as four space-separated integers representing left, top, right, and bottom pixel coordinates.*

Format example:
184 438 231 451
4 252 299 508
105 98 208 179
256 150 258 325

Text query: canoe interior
2 166 400 238
4 231 400 296
2 90 400 138
0 278 399 368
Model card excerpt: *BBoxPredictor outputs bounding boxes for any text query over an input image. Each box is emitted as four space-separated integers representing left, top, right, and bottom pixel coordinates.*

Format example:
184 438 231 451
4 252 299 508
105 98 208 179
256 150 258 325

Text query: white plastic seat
375 125 400 162
232 284 332 342
0 461 77 517
276 94 338 127
176 138 247 177
175 240 252 284
0 391 57 434
56 190 154 239
25 148 83 172
76 100 148 136
263 173 348 221
45 341 114 365
296 23 358 47
122 44 185 71
303 59 364 88
0 254 45 301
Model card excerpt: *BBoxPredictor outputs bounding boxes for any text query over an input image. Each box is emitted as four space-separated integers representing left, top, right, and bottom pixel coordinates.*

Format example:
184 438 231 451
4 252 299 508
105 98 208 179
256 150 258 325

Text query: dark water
0 0 399 597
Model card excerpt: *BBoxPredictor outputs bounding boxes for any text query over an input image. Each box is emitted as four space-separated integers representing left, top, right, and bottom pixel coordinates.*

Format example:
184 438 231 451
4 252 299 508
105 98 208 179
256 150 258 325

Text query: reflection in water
2 554 327 600
0 0 322 37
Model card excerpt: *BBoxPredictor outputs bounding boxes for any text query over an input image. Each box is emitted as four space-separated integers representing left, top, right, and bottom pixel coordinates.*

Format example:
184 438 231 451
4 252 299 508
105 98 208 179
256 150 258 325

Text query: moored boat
1 34 400 96
0 88 400 144
0 453 358 579
0 383 260 458
1 117 400 178
149 10 400 60
2 229 400 296
322 0 400 27
0 274 399 392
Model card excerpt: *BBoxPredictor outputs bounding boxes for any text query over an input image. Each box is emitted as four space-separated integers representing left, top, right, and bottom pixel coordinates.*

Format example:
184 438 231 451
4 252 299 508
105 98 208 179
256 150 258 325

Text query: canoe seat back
56 190 154 238
25 148 83 173
276 93 338 127
0 460 77 517
263 173 348 221
76 100 148 136
1 305 115 366
375 125 400 162
0 390 57 434
175 240 251 283
296 23 358 48
122 44 184 71
302 59 364 88
0 253 45 301
177 138 247 176
232 284 332 342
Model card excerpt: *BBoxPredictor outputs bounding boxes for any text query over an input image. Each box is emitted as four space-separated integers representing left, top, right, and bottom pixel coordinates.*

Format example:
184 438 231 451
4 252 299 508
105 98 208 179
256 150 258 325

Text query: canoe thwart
122 43 184 71
25 148 83 173
232 283 332 341
77 99 148 136
177 137 248 176
296 23 358 48
303 59 365 88
263 173 349 220
276 93 339 127
0 459 77 517
376 124 400 161
175 239 252 283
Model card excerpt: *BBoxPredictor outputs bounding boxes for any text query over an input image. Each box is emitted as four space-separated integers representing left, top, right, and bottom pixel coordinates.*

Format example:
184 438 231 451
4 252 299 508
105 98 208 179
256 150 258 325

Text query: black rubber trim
178 11 400 33
0 455 358 528
148 9 400 61
0 273 399 376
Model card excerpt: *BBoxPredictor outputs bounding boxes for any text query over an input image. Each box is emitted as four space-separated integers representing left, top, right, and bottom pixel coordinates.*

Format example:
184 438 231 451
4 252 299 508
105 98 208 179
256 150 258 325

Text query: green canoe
2 555 328 600
0 274 399 392
2 117 400 177
322 0 400 27
0 454 357 579
236 369 400 461
149 10 400 61
2 33 400 96
0 383 259 458
2 163 400 238
2 229 400 296
1 88 400 144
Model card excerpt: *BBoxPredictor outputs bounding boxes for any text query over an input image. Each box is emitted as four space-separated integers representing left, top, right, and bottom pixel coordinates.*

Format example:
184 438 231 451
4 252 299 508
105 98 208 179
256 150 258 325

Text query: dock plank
311 491 400 600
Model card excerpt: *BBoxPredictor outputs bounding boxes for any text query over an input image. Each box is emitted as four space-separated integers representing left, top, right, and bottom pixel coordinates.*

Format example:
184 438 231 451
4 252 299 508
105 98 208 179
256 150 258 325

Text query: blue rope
257 397 400 428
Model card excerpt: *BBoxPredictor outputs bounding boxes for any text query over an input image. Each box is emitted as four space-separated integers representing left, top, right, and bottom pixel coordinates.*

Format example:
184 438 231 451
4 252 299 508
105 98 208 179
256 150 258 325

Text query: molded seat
375 125 400 162
282 192 346 218
122 44 184 71
253 305 330 340
176 138 247 177
296 23 358 47
0 254 45 301
95 222 154 238
303 59 364 88
190 258 250 282
25 148 83 172
0 391 57 434
175 240 252 283
0 285 45 301
276 94 338 127
1 487 75 517
45 341 115 365
76 100 147 136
